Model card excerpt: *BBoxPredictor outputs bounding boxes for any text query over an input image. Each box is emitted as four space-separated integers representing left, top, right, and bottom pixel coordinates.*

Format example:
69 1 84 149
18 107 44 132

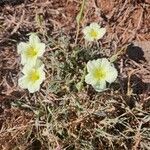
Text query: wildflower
83 22 106 41
85 58 118 92
18 60 45 93
17 33 45 66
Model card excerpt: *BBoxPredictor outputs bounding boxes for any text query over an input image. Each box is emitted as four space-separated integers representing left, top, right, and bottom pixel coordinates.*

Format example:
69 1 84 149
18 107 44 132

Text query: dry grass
0 0 150 149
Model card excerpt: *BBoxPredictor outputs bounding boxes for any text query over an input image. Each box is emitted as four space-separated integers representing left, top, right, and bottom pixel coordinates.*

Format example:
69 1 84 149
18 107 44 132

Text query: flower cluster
83 23 118 91
17 22 118 93
18 34 45 93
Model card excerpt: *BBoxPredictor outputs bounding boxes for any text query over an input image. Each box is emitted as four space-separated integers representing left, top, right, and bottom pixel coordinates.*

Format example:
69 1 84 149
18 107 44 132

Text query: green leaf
76 65 87 92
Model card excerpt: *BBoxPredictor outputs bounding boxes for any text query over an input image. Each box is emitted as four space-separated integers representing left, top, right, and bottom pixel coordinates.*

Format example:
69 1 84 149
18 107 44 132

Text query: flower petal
18 76 28 89
17 42 29 54
37 68 45 82
105 66 118 83
93 80 106 92
20 53 27 65
90 22 100 29
29 33 40 45
20 53 37 66
27 82 40 93
85 74 97 85
36 43 45 56
97 28 106 39
87 60 100 72
84 35 95 41
82 26 91 35
40 71 46 81
35 59 44 68
83 27 95 41
22 64 32 74
22 59 44 74
100 58 110 69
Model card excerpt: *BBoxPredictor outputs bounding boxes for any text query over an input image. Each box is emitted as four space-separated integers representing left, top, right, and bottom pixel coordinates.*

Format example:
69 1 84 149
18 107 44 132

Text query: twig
11 10 25 35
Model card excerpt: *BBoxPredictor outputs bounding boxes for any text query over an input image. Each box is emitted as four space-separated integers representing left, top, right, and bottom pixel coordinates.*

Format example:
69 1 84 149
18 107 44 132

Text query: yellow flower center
28 70 40 83
90 29 98 38
26 46 38 57
93 68 106 80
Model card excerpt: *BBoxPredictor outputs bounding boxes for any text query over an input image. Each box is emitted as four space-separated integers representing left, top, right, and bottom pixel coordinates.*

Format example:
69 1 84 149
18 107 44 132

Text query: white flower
83 23 106 41
17 33 45 66
18 60 45 93
85 58 118 92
